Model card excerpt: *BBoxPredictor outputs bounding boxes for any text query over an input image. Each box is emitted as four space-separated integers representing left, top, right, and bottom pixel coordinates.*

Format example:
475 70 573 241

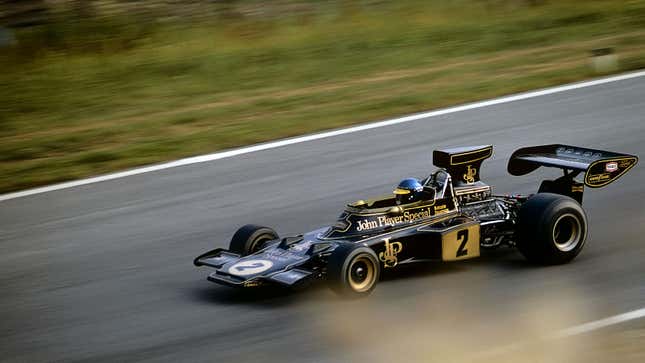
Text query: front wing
194 248 314 287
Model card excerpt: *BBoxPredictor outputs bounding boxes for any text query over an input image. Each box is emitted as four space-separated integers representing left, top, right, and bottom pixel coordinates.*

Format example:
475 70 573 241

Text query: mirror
388 206 403 214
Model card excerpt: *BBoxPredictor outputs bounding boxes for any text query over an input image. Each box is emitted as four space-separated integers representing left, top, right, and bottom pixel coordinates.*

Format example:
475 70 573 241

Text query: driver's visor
393 188 411 195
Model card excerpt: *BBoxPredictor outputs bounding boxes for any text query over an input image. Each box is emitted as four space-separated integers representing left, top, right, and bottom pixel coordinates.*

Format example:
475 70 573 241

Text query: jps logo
463 165 477 184
379 238 403 268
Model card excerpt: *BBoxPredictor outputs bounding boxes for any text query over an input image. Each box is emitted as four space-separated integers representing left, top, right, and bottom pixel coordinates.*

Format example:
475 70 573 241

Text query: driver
393 178 425 205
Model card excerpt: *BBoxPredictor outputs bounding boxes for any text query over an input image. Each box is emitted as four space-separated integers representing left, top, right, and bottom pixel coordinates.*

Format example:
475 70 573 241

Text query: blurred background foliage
1 0 645 193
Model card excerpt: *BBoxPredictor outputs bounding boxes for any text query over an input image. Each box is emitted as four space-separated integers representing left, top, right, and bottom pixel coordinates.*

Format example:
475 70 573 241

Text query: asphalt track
2 75 645 362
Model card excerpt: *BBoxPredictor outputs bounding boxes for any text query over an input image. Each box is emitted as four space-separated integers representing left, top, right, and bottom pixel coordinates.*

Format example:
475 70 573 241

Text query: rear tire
229 224 279 256
327 244 380 298
516 193 587 265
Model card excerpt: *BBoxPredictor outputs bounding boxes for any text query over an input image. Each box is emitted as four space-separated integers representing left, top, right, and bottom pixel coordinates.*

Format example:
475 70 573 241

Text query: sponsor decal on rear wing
507 144 637 188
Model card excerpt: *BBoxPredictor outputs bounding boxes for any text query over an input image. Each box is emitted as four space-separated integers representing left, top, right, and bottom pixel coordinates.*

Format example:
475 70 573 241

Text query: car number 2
456 229 469 257
441 223 480 261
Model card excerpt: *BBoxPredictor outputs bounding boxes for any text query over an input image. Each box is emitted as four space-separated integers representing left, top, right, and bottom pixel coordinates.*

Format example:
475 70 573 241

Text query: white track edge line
552 306 645 338
3 69 645 202
475 306 645 358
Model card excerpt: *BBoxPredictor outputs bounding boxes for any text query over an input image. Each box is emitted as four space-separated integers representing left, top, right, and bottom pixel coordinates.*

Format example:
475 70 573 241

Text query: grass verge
2 0 645 193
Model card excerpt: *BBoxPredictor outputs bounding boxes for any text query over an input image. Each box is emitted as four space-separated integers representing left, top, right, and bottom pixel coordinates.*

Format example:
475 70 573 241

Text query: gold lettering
619 160 632 168
589 173 611 183
377 216 386 227
379 238 403 268
355 207 434 232
464 165 477 184
356 219 378 231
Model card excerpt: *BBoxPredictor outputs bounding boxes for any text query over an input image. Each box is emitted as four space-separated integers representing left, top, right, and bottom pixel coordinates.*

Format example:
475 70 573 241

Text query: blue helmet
393 178 424 205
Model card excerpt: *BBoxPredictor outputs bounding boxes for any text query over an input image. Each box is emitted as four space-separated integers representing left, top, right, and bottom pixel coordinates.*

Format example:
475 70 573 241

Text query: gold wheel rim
553 213 582 252
348 256 376 292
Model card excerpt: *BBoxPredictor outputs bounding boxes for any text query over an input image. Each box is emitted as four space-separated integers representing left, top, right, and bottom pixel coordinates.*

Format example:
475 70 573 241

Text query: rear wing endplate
508 144 637 188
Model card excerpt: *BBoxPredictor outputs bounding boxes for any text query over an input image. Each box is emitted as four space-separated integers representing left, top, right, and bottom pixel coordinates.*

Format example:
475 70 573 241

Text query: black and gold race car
194 144 637 297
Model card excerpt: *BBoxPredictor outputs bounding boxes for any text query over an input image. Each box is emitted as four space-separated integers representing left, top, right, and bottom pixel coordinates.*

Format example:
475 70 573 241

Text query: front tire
516 193 588 265
327 244 380 297
229 224 279 256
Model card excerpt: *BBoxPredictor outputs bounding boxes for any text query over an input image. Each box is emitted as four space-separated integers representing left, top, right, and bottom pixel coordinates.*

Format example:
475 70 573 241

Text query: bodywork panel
195 214 483 287
323 197 456 239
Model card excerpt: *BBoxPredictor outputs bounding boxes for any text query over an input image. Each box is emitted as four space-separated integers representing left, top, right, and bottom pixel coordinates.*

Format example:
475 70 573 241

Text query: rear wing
508 144 637 188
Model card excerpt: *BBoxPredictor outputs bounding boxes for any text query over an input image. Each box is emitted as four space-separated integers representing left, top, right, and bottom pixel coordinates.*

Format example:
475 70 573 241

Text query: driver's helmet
393 178 424 205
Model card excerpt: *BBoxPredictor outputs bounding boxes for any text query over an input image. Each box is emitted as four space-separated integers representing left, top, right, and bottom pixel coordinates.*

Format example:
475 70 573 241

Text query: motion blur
1 1 645 362
2 0 645 193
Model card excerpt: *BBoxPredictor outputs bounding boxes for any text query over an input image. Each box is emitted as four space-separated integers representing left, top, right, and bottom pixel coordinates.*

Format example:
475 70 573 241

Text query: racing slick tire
229 224 279 256
327 243 380 298
516 193 588 265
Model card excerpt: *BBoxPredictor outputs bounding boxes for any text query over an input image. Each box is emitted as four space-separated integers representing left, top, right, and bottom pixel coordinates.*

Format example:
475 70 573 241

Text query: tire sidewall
540 203 587 260
229 224 279 256
517 193 588 265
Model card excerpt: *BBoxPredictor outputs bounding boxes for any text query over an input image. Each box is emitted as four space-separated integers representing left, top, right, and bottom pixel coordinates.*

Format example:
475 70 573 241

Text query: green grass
2 0 645 193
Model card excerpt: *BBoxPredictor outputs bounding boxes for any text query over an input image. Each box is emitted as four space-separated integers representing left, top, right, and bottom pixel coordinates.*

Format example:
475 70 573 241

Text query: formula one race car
194 144 637 297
